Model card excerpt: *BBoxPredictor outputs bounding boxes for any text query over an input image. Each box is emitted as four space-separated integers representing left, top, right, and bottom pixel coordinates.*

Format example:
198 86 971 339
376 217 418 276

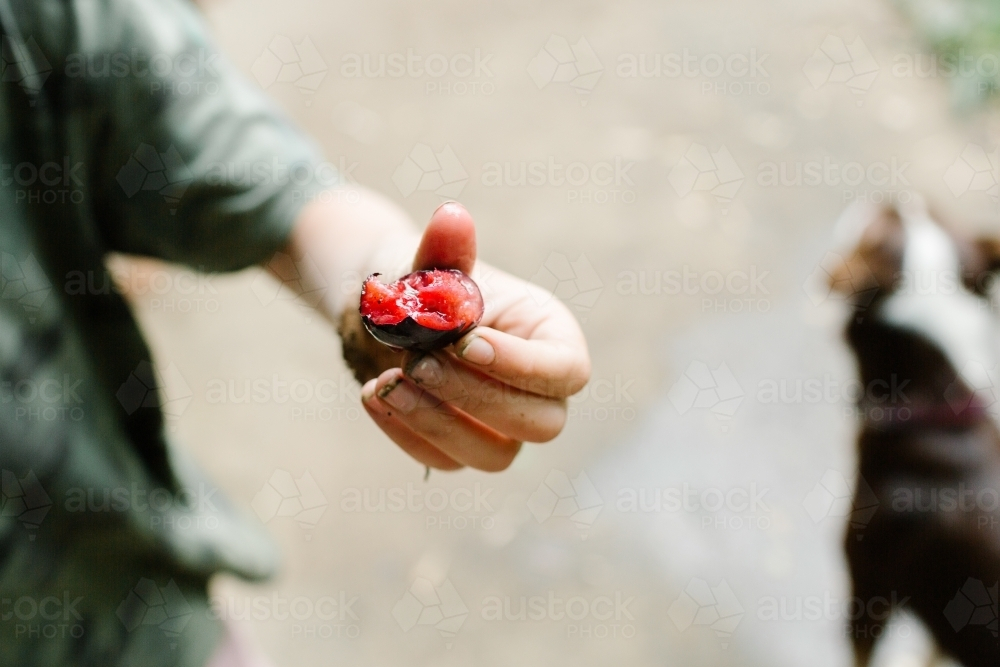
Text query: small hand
360 202 591 472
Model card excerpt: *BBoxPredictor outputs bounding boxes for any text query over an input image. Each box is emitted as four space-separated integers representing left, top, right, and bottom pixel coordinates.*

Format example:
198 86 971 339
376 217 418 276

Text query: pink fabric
206 623 277 667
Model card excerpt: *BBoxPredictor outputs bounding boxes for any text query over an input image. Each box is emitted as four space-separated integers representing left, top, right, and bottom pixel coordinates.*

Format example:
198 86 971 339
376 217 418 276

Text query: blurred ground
123 0 1000 665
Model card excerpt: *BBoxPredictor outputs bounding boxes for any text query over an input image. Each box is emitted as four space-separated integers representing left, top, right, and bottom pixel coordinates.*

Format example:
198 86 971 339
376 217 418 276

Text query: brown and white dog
829 200 1000 666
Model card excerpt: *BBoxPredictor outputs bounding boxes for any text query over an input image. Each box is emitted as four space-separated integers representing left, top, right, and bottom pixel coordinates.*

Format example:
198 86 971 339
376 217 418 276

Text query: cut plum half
360 269 484 351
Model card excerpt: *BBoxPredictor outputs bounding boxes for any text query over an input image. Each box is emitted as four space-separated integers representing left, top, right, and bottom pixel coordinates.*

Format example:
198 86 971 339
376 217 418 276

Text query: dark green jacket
0 1 325 664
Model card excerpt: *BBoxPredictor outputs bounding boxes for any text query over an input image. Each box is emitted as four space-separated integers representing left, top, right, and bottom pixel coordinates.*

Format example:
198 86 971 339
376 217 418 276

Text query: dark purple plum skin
362 316 477 352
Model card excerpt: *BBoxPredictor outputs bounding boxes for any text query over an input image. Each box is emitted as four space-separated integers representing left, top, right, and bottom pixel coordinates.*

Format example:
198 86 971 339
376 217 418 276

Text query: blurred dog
828 201 1000 666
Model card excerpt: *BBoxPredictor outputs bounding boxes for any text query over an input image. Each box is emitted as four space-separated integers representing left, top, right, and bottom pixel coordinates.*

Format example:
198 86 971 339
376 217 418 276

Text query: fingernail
378 380 420 414
433 200 460 215
361 379 377 402
458 335 495 365
407 355 445 388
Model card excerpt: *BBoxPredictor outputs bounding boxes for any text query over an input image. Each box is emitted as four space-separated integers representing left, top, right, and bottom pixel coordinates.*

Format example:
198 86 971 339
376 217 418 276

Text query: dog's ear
827 206 905 302
962 236 1000 295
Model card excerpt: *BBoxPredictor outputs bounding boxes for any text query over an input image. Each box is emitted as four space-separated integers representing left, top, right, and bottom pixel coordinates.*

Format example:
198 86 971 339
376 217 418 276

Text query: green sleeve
77 0 330 270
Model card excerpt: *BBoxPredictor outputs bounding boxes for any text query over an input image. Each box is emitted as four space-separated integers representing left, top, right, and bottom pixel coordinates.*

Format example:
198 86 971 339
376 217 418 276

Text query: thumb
412 201 477 274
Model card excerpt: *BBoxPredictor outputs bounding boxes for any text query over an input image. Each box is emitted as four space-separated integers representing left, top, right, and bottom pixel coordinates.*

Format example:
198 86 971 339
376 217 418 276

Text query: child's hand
359 203 591 471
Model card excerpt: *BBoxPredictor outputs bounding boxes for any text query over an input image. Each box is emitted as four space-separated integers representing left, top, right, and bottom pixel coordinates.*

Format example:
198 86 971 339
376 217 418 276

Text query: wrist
284 186 418 320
